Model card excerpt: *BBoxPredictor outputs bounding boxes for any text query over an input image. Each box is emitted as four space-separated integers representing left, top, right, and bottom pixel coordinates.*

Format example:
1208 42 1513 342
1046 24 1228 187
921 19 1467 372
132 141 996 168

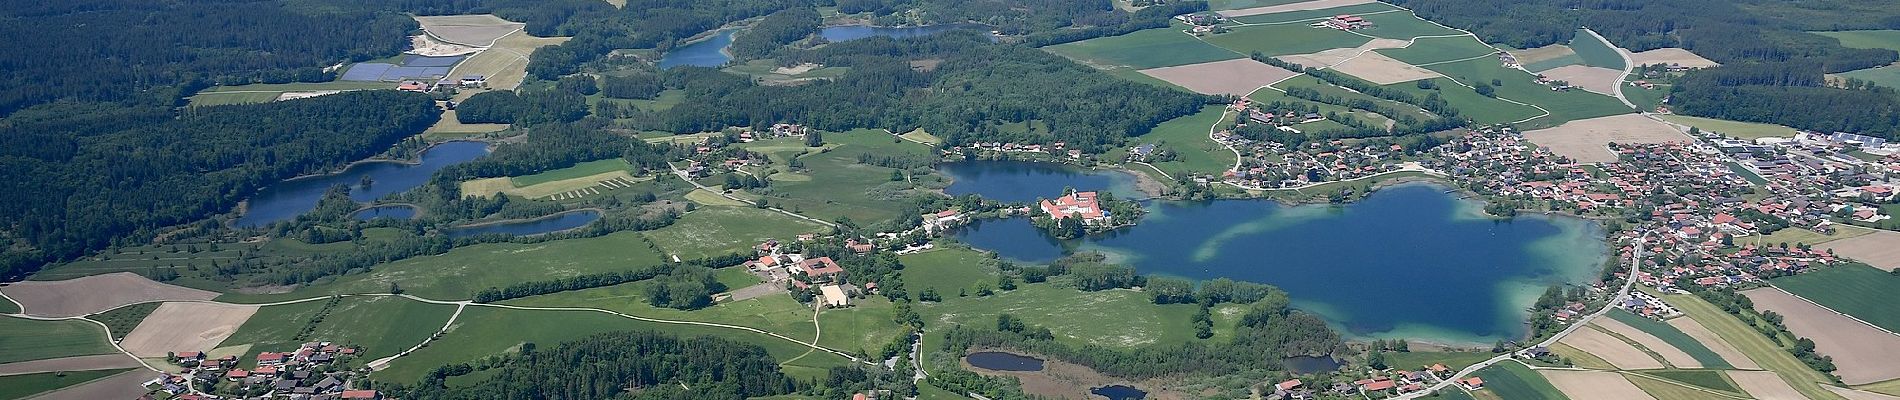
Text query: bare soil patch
1540 369 1657 400
1275 39 1411 68
0 354 140 376
1537 65 1624 96
1629 48 1719 68
1218 0 1376 17
1 272 217 317
1559 325 1666 370
1592 318 1703 368
1743 287 1900 385
1828 385 1900 400
32 369 158 400
1666 316 1760 370
408 34 483 57
1333 51 1441 84
1818 230 1900 271
414 15 523 46
1137 58 1300 96
1728 370 1805 400
119 302 258 358
1523 114 1687 163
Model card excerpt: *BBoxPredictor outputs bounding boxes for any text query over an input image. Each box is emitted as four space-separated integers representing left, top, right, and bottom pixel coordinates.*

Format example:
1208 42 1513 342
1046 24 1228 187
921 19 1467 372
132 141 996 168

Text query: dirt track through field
1558 325 1665 370
1591 318 1702 368
1818 230 1900 270
0 354 140 376
1540 370 1657 400
1743 287 1900 385
1728 370 1805 400
119 302 258 358
1523 114 1687 163
1218 0 1376 17
1666 316 1759 369
0 272 217 317
1137 59 1301 96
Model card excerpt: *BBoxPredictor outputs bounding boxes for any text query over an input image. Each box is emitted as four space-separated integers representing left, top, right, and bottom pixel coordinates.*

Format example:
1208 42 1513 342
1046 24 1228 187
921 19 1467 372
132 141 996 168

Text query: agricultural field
898 247 1000 298
504 283 819 347
814 297 908 357
0 317 114 364
1355 10 1462 40
1380 77 1542 124
1512 45 1584 72
1538 65 1623 96
1042 24 1241 69
642 206 829 260
0 368 135 400
1662 290 1845 400
1226 2 1397 24
1814 30 1900 51
1248 88 1398 132
89 302 159 340
1622 373 1736 400
1540 369 1654 400
1377 36 1496 66
1558 324 1664 370
1136 59 1299 96
1568 29 1627 70
736 130 941 224
1770 264 1900 331
449 29 570 92
1470 361 1565 400
1728 370 1810 400
1275 75 1436 121
1218 0 1381 18
1 272 218 317
460 159 651 200
1420 58 1634 127
1658 115 1800 140
119 302 258 358
1626 48 1719 68
1837 66 1900 90
414 14 523 46
33 232 418 293
220 296 455 365
1641 369 1742 394
1601 310 1732 369
1522 114 1684 163
1549 342 1614 370
1124 105 1237 177
1664 314 1760 370
1742 287 1900 385
1203 24 1373 57
918 283 1242 349
1621 83 1669 112
1208 0 1312 11
0 296 15 314
220 231 667 302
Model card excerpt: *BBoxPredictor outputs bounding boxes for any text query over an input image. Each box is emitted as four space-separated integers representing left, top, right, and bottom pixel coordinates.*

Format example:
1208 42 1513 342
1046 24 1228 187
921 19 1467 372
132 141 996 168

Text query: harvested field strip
0 354 140 376
1593 317 1704 368
1817 230 1900 271
0 317 114 364
1549 342 1614 370
1605 310 1732 368
1202 24 1373 57
1559 324 1665 370
1663 291 1847 400
1834 384 1900 399
1541 369 1656 400
1771 264 1900 331
512 159 632 186
119 302 259 358
1522 114 1684 163
1623 373 1743 400
1666 313 1761 370
1642 369 1743 394
685 188 748 206
1730 370 1809 400
1742 287 1900 385
1137 59 1300 96
1377 36 1495 66
1472 361 1567 400
1 272 217 317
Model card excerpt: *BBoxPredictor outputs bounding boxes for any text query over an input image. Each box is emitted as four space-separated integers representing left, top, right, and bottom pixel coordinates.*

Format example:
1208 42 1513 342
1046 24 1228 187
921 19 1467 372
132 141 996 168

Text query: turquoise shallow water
945 161 1606 343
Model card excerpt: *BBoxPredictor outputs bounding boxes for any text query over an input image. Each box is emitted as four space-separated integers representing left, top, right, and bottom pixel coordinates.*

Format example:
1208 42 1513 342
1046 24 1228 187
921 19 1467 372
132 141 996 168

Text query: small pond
236 141 490 228
658 29 737 70
1089 385 1147 400
445 209 601 238
965 351 1045 372
351 204 419 221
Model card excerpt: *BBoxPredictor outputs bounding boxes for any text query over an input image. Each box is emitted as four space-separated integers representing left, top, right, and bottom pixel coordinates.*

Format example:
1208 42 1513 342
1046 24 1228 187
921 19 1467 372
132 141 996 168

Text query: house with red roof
256 352 285 366
1461 377 1485 390
793 257 846 280
1040 191 1108 222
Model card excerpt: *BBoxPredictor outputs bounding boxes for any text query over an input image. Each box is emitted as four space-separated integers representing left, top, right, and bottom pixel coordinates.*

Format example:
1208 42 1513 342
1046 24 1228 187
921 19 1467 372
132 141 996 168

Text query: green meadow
1379 77 1542 124
643 206 829 260
1127 105 1238 177
221 296 455 366
1771 263 1900 332
917 283 1243 349
1605 310 1732 369
505 282 820 344
510 159 632 186
1472 361 1566 400
1659 115 1798 139
0 369 134 399
1813 30 1900 51
816 297 909 357
1569 29 1627 70
737 129 942 224
1621 83 1669 112
219 231 668 302
0 296 16 314
1228 3 1400 25
1043 24 1242 69
1378 36 1496 66
0 316 115 363
1420 58 1632 128
1838 65 1900 90
1204 24 1373 57
1359 11 1463 40
898 247 1000 298
40 228 419 292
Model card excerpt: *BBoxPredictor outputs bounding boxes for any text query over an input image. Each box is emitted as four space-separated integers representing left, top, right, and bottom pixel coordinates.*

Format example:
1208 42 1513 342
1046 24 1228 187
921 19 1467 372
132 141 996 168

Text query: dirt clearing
1666 316 1759 369
1523 114 1687 163
119 302 258 358
0 354 140 376
414 15 523 46
1727 370 1805 400
1334 51 1443 84
1558 325 1666 370
1818 229 1900 270
1540 370 1657 400
1592 318 1702 368
1743 287 1900 385
1537 65 1624 96
1 272 217 317
1629 48 1719 68
1218 0 1376 17
1137 58 1301 96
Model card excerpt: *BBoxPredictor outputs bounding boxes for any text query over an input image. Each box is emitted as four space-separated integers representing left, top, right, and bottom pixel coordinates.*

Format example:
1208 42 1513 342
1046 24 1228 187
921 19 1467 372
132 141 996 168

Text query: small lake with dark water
659 24 982 69
351 204 419 221
445 209 601 238
941 161 1606 344
236 141 490 228
1090 385 1147 400
964 351 1045 372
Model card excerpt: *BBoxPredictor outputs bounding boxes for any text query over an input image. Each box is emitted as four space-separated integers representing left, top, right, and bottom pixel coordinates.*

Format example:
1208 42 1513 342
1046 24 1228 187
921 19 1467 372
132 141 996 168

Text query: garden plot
1558 325 1665 370
414 14 524 46
1 272 217 317
1541 370 1656 400
1817 230 1900 270
118 302 258 358
1217 0 1376 17
1727 370 1805 400
1523 114 1686 163
1666 316 1760 370
1742 287 1900 385
1537 65 1624 97
1628 48 1719 68
1136 58 1300 95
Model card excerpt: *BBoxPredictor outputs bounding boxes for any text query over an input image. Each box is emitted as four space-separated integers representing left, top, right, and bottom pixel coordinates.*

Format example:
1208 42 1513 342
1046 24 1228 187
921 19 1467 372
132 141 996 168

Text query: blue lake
943 162 1606 343
1090 385 1146 400
446 210 602 238
352 204 419 221
659 29 737 70
236 141 490 228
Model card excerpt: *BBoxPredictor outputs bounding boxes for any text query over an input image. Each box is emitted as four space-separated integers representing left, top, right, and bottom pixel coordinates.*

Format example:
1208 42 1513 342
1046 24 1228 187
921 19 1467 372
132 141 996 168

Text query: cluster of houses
1349 363 1478 397
396 75 485 93
746 242 868 308
1217 132 1406 189
1316 14 1374 30
149 342 375 399
1039 191 1110 223
955 141 1083 160
1532 74 1578 91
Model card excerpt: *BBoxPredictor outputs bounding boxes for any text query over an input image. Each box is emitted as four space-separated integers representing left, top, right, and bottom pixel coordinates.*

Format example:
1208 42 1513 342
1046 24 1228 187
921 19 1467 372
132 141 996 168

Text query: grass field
424 110 509 137
1662 290 1847 400
512 159 633 186
643 206 828 260
1126 105 1236 177
0 295 15 314
1659 115 1799 140
0 369 133 400
38 229 419 292
1472 361 1566 400
1383 351 1497 371
1858 379 1900 396
1380 77 1541 124
1624 373 1738 400
1248 87 1398 131
504 283 818 344
1550 342 1615 370
1771 263 1900 333
1227 3 1400 24
1740 225 1872 246
90 302 160 340
1203 24 1373 57
186 81 395 106
451 30 570 91
737 130 939 224
1837 65 1900 90
1275 74 1437 121
379 305 853 384
898 247 998 298
1209 0 1311 10
1641 370 1743 394
1569 29 1627 70
1378 36 1495 66
815 297 908 357
1043 24 1243 69
1605 310 1733 369
1814 30 1900 51
0 316 114 363
220 296 454 365
918 283 1241 349
1420 58 1633 128
1622 84 1669 112
685 188 749 206
1357 11 1463 40
219 231 667 302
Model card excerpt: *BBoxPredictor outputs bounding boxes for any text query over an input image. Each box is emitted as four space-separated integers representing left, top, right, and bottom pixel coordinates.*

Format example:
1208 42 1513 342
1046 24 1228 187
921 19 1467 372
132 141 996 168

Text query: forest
0 91 441 278
393 331 799 399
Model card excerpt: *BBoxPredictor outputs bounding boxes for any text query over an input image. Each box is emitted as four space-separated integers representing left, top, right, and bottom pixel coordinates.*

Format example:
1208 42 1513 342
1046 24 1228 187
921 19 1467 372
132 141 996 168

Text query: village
138 342 379 400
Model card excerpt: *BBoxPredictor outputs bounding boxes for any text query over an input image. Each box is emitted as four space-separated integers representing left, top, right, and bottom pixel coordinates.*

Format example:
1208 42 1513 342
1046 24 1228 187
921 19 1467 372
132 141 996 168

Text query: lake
236 141 490 228
351 204 419 221
445 209 601 238
965 351 1045 372
1089 385 1146 400
942 161 1606 343
658 29 736 70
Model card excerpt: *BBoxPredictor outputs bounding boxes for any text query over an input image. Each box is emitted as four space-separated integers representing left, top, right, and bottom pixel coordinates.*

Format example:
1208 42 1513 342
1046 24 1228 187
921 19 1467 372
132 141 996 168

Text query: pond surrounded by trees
236 141 490 228
942 161 1607 344
444 209 602 238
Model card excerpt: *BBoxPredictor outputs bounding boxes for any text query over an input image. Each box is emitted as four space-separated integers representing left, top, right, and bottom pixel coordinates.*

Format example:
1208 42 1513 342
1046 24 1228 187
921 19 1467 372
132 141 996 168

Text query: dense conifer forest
395 331 798 399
